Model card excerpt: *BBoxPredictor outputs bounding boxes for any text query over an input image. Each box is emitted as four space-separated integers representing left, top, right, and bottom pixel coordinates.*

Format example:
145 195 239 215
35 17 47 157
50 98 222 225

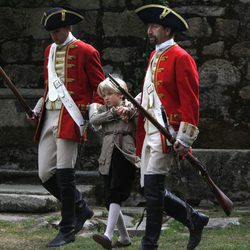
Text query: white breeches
140 132 174 187
38 110 78 182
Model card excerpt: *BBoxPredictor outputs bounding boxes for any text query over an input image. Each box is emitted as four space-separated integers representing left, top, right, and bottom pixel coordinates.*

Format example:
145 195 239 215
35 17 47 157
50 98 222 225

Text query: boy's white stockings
104 203 131 244
104 203 121 240
116 210 131 244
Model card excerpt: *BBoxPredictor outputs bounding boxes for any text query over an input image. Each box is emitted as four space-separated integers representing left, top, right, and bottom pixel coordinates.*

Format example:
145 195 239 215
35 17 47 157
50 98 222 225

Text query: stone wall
0 0 249 196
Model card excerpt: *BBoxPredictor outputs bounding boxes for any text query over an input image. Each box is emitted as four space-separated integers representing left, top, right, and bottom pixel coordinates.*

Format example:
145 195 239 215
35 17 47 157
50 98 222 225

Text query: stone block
199 59 241 119
0 88 43 127
199 59 240 87
166 149 250 206
184 17 212 38
246 62 250 80
103 10 146 38
0 7 30 39
174 5 226 17
1 65 43 88
239 85 250 99
0 41 29 63
74 11 99 36
215 18 240 38
0 99 27 127
202 41 225 57
0 193 59 212
230 42 250 58
103 0 126 9
0 184 96 212
102 47 138 62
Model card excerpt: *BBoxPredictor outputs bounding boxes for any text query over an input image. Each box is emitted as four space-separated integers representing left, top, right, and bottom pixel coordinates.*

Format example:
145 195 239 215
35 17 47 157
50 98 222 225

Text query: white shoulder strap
52 79 86 136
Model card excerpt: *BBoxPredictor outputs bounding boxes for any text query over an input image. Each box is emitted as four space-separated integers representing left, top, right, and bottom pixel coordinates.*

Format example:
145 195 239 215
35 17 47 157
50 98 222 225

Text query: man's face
147 23 171 45
49 27 70 45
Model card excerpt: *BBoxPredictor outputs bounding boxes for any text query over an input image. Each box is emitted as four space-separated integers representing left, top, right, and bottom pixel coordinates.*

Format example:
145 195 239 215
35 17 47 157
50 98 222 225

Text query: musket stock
108 73 233 216
0 66 34 118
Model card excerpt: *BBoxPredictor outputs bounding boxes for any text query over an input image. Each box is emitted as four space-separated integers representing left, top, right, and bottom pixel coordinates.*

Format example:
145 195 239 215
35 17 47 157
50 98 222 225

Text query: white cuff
176 121 199 148
33 97 44 114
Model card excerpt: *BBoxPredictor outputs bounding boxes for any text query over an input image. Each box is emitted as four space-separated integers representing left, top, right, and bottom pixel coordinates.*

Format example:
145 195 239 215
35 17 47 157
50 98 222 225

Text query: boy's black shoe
92 234 112 249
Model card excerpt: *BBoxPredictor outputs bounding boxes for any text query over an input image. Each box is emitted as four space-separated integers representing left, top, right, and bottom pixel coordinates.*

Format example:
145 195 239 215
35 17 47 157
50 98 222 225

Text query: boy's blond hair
97 77 128 98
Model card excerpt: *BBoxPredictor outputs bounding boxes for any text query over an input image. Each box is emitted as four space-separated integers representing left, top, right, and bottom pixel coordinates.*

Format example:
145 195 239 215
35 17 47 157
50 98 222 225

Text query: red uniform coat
34 40 105 142
136 44 199 156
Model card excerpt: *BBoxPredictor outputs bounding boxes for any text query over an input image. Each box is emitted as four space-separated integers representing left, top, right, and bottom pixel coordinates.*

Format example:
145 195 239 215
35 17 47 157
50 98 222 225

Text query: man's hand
173 140 189 156
26 111 39 125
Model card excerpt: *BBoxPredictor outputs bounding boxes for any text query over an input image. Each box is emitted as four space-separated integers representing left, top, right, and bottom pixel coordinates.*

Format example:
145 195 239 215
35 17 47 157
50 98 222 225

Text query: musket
0 66 34 118
108 73 234 216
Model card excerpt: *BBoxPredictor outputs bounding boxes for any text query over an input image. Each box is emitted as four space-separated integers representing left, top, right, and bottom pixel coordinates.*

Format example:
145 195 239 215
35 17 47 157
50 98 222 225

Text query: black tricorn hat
135 4 188 32
41 6 84 31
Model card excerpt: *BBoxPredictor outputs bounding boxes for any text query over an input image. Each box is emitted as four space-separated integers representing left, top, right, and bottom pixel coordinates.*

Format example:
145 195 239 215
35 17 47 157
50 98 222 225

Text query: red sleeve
85 49 105 104
176 53 199 126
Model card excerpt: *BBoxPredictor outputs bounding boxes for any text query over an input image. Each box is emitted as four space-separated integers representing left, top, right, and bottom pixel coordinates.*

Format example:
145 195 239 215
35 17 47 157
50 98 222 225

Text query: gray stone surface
102 47 138 62
0 193 59 212
175 6 226 16
199 59 241 119
0 41 29 63
202 41 225 57
2 64 43 88
239 0 250 3
74 11 99 36
239 85 250 99
184 17 212 38
166 149 250 205
103 0 126 9
199 58 241 86
205 217 240 228
0 99 27 127
215 19 240 38
103 10 146 38
0 7 30 39
70 0 101 10
0 213 42 222
0 184 95 212
246 62 250 80
230 42 250 58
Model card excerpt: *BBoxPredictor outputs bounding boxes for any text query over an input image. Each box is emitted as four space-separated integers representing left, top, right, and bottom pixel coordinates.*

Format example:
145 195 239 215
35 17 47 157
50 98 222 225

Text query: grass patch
0 208 249 250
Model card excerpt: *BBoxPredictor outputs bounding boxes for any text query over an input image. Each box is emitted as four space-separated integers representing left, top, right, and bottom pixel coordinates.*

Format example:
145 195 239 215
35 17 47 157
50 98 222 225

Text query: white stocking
116 211 131 243
104 203 120 240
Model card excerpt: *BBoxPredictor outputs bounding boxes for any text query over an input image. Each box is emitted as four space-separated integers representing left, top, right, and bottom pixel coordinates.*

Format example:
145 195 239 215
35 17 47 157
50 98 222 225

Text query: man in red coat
30 6 105 248
135 4 209 250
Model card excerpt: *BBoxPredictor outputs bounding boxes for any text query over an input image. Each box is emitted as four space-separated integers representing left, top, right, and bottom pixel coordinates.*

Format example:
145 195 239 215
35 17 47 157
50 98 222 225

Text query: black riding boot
47 169 76 248
41 174 60 200
41 173 93 234
74 189 94 234
141 174 166 250
164 190 209 250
